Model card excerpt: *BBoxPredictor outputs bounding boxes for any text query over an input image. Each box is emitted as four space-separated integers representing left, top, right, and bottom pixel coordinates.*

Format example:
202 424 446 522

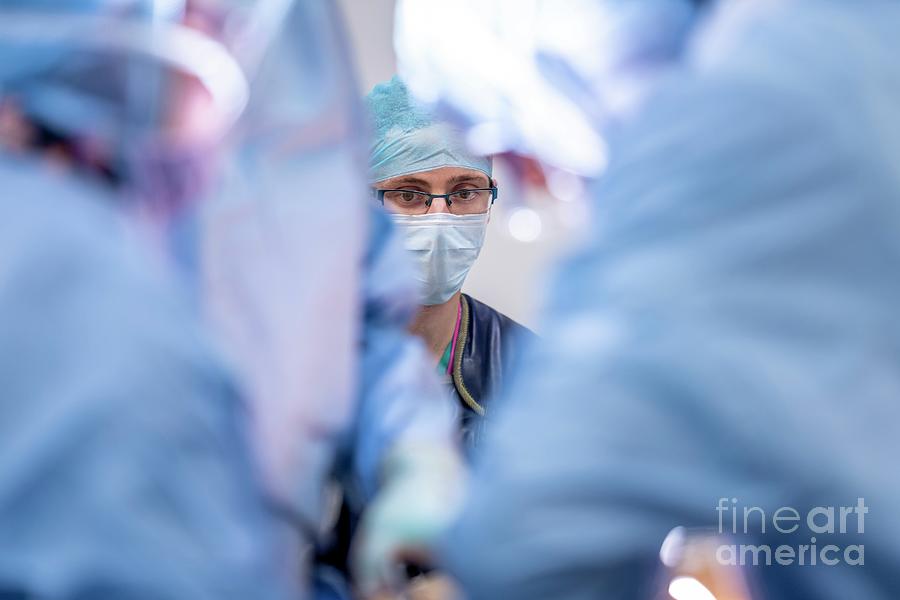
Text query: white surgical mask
391 211 489 305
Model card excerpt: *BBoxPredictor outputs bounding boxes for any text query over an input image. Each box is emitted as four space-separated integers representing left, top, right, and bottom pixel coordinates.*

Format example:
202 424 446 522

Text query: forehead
377 166 489 188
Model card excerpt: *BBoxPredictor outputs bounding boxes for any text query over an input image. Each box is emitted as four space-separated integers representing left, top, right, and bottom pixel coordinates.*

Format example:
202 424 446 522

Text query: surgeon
311 75 532 599
366 76 536 449
393 0 900 599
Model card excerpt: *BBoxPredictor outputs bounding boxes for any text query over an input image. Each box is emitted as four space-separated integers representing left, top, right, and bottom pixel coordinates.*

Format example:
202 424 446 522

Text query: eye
384 190 424 204
452 188 485 202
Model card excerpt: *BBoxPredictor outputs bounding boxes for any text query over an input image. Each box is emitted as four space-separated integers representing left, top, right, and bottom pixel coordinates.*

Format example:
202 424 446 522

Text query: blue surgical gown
443 1 900 599
0 157 293 599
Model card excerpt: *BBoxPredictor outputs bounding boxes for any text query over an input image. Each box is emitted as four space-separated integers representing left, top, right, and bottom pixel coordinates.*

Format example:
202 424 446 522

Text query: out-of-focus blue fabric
0 0 179 141
442 1 900 599
366 76 492 183
349 205 459 501
197 0 370 537
0 156 293 600
0 2 459 597
200 2 457 541
0 0 150 79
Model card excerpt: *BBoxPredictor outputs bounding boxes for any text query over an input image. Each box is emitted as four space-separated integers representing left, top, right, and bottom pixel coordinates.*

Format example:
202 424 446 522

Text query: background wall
336 0 398 92
337 0 573 330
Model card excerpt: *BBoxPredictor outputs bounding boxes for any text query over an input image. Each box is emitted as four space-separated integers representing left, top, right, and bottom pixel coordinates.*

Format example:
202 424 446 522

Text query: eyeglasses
374 187 498 215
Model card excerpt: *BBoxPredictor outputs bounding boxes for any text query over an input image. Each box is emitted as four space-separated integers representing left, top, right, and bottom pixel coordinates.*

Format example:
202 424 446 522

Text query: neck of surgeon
410 290 461 363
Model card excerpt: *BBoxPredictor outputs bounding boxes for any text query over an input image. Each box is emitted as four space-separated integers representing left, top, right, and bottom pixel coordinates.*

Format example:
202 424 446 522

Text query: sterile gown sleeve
441 3 900 600
0 161 293 600
348 205 459 500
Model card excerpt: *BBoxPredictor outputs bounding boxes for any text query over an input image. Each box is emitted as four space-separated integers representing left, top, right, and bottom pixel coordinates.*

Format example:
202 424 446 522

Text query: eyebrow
383 173 491 189
384 176 430 188
447 174 491 187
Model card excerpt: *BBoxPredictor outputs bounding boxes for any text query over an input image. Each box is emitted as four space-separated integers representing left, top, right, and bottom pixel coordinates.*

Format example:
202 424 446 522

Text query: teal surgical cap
366 76 492 183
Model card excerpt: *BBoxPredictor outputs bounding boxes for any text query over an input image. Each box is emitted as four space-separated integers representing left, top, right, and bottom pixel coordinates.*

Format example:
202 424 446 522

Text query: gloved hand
352 443 467 598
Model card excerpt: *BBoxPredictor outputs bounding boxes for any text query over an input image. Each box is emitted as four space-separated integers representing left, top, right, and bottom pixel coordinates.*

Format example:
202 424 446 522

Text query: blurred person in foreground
0 1 462 598
193 5 467 599
193 5 464 599
366 76 536 451
0 1 292 597
394 0 900 598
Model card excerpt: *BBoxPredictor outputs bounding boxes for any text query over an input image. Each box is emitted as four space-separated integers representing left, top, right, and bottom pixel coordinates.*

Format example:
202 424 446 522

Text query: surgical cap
366 76 492 183
0 0 176 140
0 0 160 81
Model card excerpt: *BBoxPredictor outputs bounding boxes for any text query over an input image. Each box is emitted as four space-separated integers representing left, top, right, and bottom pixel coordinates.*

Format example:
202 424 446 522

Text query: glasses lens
382 190 430 214
448 189 491 214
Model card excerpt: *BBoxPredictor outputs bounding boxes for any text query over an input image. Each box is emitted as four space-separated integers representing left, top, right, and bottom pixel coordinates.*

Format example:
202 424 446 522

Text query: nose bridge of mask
393 212 488 251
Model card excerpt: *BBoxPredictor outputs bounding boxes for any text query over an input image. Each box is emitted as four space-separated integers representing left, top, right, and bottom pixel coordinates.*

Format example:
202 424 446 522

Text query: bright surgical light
394 0 609 176
668 577 718 600
507 207 542 242
396 0 698 176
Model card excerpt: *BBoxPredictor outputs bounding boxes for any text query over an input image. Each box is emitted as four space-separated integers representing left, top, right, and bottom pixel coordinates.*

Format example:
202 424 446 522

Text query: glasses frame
374 186 498 214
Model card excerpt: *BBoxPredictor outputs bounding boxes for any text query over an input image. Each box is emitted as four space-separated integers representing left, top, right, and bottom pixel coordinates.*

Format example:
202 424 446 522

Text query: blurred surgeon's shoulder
443 1 900 600
0 154 291 598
